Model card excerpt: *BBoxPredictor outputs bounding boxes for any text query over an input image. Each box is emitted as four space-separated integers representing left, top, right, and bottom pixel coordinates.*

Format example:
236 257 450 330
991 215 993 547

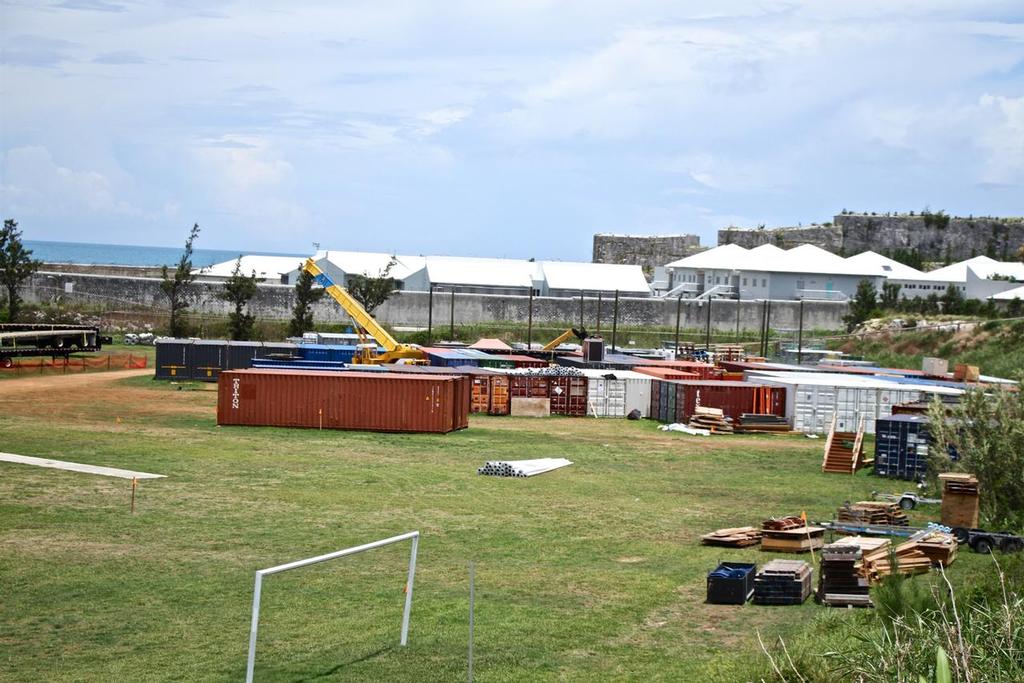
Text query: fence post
705 297 712 350
797 299 804 365
611 290 619 352
579 290 584 331
596 292 602 335
674 294 682 355
735 291 742 342
449 287 456 340
527 287 534 349
427 284 434 345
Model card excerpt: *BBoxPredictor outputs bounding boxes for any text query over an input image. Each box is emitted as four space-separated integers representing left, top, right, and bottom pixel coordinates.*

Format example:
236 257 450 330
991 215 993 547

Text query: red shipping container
217 369 469 434
633 366 701 381
510 375 550 398
548 376 588 416
668 380 786 422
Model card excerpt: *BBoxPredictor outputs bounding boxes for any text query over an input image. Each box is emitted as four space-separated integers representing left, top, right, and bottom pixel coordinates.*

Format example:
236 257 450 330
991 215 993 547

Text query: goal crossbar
245 530 420 682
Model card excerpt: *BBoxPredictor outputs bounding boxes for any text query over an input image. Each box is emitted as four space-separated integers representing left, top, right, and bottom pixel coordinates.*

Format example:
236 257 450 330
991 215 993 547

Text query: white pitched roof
425 256 539 288
316 250 425 281
844 251 927 280
540 261 650 293
920 256 1000 283
991 284 1024 300
969 260 1024 281
666 243 877 277
197 255 304 279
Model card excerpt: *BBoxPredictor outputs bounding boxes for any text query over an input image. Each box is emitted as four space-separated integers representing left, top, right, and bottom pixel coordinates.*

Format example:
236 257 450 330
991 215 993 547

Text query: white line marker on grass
0 453 165 480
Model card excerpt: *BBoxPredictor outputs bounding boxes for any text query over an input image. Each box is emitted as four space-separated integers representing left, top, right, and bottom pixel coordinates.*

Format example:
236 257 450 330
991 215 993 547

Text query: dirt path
0 368 152 397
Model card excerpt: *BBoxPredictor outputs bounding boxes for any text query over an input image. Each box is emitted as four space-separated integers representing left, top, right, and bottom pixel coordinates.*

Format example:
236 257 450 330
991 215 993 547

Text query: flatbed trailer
819 520 1023 554
0 324 112 367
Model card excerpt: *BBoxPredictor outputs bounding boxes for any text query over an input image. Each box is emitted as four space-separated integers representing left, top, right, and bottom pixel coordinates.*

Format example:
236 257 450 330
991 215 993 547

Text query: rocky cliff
719 213 1024 262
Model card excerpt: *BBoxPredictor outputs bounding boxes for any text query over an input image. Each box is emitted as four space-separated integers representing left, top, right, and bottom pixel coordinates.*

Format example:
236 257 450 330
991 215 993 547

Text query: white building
201 250 650 297
664 243 880 301
195 255 306 284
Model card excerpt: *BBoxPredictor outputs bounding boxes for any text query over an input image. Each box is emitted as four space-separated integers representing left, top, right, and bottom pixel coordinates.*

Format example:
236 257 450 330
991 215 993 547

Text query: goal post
245 530 420 683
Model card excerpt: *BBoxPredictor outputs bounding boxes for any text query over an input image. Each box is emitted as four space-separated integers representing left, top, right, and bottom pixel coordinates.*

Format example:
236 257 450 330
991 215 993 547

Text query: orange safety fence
1 354 148 374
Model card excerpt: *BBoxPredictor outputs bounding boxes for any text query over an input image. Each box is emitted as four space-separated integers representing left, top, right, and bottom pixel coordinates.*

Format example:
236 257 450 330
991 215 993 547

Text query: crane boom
542 327 588 352
302 258 424 364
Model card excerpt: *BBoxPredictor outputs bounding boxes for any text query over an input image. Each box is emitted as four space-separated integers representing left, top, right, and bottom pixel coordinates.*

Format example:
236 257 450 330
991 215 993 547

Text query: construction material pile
516 366 582 377
753 560 813 605
477 458 573 477
761 518 823 557
714 344 746 362
818 543 873 607
940 473 980 528
701 526 762 548
859 527 958 579
735 414 790 434
761 516 825 553
688 406 733 433
837 501 909 526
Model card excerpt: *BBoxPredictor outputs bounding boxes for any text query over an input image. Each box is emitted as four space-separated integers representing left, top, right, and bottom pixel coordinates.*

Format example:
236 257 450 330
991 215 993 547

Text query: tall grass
753 555 1024 682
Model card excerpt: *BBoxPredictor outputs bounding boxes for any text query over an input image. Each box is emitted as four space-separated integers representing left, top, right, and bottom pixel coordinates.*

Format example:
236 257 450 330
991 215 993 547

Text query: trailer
871 491 941 510
0 324 111 367
820 521 1023 555
952 528 1024 554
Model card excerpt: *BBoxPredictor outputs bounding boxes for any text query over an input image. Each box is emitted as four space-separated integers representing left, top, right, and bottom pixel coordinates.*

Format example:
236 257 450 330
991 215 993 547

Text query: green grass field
0 371 991 681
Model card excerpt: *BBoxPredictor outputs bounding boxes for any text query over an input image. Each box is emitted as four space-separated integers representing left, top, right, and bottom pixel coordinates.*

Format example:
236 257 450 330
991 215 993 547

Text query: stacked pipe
477 458 573 477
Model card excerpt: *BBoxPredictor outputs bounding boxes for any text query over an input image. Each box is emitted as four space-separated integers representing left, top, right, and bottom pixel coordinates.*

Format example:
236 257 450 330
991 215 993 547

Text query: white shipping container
745 370 960 435
576 369 652 418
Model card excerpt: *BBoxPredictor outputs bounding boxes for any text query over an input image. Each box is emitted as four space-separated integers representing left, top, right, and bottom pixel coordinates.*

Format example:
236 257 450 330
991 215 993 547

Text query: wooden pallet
701 526 763 548
837 502 909 526
761 526 825 554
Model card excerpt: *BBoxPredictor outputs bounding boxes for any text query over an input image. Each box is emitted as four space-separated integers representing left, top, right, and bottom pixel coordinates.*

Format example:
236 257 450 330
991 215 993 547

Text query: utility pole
596 292 602 335
579 290 584 331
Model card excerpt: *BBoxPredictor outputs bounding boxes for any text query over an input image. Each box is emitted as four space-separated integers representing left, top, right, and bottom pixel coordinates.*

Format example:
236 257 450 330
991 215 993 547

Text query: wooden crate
939 473 980 528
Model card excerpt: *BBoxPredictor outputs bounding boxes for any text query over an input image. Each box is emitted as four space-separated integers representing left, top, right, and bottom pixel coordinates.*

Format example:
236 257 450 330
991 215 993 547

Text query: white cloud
0 145 140 217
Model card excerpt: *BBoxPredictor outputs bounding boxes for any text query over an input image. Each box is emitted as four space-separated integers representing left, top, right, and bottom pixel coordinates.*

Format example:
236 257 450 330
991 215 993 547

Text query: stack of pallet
818 542 873 607
752 560 813 605
761 517 826 553
735 414 790 434
714 344 746 362
689 406 734 433
860 537 932 579
837 502 909 527
701 526 762 548
939 473 980 528
912 529 958 567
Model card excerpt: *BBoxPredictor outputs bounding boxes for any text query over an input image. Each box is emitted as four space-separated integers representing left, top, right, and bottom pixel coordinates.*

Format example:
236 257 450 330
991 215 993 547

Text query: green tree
160 223 200 337
0 219 42 322
219 257 262 341
880 281 901 310
844 279 878 331
288 267 325 337
940 284 965 314
347 257 397 315
929 387 1024 530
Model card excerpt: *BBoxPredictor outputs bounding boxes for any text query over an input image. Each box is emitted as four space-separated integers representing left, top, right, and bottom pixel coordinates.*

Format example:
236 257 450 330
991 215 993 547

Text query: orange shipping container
217 369 469 434
633 366 701 381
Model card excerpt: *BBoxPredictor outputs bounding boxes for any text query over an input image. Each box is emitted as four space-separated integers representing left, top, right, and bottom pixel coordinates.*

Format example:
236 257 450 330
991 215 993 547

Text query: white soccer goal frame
245 530 420 683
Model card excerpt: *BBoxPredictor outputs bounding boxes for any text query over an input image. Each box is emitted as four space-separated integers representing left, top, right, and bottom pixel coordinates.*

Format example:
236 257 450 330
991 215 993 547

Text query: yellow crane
302 258 426 365
542 327 588 352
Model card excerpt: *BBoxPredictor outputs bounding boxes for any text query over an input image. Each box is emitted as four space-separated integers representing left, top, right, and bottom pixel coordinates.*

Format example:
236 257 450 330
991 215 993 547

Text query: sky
1 1 1023 260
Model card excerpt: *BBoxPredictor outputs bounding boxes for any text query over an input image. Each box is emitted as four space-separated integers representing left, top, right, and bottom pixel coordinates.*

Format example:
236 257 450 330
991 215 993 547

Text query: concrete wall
719 213 1024 262
26 270 849 332
592 233 702 276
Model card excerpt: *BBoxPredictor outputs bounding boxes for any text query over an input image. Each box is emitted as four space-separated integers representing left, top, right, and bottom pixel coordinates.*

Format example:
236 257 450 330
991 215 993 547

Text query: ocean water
24 240 305 269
